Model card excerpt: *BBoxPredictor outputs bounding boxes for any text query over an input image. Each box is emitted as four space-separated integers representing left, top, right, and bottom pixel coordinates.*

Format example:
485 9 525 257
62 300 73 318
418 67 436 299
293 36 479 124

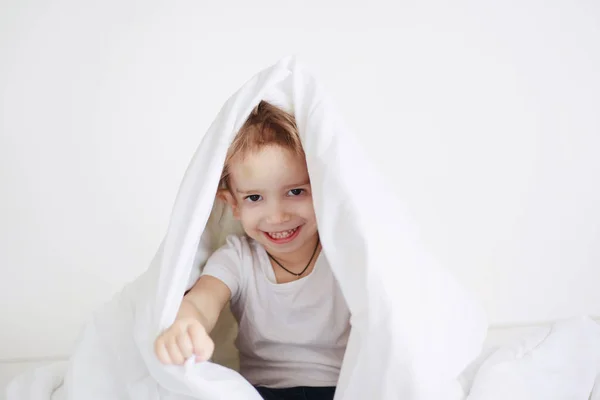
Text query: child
154 101 351 400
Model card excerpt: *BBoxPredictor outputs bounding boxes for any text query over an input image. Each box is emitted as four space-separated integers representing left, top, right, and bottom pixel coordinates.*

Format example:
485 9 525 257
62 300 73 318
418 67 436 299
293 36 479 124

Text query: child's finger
176 331 194 359
154 340 173 365
188 323 212 361
166 339 185 365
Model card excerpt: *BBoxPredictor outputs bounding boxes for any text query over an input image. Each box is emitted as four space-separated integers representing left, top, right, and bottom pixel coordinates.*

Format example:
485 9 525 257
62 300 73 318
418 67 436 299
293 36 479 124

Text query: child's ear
217 189 241 220
216 188 230 204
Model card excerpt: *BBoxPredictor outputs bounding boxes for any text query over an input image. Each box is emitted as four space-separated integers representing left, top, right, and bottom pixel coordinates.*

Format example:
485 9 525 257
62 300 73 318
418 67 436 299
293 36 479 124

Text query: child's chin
263 240 296 250
262 239 300 253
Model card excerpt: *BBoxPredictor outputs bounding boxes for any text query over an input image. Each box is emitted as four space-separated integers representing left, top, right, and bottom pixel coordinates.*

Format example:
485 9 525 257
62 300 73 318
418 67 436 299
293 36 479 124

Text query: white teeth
268 228 297 239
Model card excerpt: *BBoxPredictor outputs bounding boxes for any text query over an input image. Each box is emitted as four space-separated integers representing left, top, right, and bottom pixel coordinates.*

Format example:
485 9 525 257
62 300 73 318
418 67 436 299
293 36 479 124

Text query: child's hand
154 317 215 365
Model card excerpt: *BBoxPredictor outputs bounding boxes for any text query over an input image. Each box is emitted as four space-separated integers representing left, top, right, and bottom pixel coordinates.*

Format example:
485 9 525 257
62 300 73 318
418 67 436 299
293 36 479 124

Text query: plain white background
1 1 599 361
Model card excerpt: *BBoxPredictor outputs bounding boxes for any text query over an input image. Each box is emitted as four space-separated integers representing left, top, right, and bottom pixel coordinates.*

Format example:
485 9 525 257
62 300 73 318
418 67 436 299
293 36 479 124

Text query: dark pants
255 386 336 400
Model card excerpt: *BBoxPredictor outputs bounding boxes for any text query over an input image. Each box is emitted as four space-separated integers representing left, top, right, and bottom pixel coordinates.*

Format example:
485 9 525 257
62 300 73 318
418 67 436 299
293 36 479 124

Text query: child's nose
266 204 291 225
266 212 291 225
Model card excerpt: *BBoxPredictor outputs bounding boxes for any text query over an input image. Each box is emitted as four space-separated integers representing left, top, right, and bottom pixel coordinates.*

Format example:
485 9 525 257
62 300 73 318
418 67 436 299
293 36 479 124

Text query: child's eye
245 194 262 202
288 188 304 196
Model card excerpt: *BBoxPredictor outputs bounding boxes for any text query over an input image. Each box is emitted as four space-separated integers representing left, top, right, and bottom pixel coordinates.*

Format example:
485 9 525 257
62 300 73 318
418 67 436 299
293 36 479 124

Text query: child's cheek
239 205 258 225
300 197 316 214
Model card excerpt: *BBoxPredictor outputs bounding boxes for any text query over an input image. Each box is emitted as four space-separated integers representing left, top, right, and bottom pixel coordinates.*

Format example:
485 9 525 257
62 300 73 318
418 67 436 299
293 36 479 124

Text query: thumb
194 339 214 362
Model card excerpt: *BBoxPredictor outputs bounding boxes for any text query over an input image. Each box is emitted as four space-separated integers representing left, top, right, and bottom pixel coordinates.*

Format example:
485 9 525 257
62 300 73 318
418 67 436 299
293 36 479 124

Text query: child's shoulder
221 233 249 248
218 234 262 258
205 234 263 278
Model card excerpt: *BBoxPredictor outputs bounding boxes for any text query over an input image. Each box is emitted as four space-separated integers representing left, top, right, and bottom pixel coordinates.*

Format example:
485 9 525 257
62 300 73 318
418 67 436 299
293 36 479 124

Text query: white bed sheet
6 320 600 400
1 362 54 400
0 325 556 400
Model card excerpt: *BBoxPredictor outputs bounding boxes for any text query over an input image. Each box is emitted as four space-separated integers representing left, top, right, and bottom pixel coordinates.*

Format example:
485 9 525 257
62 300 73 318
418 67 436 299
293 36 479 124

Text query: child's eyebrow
285 180 310 189
235 181 310 194
235 188 261 194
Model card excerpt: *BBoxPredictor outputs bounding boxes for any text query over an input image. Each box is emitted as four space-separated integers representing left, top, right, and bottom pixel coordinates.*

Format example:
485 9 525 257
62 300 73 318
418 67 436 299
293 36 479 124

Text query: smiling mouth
267 227 298 239
263 226 301 243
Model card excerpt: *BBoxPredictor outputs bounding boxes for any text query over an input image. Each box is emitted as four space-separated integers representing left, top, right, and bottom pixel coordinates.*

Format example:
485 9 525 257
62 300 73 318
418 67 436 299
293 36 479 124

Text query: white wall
1 1 599 361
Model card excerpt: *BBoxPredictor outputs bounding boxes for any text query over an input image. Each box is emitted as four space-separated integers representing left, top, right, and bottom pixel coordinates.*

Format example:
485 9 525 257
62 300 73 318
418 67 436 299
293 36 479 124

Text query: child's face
224 145 318 257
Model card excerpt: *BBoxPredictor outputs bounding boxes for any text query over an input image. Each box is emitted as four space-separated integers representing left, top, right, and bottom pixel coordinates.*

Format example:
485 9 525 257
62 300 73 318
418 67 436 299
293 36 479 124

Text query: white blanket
7 57 487 400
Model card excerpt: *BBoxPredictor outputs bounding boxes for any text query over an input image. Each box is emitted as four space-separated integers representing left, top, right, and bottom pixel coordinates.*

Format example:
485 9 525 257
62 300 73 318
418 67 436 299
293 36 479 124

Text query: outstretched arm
154 275 231 365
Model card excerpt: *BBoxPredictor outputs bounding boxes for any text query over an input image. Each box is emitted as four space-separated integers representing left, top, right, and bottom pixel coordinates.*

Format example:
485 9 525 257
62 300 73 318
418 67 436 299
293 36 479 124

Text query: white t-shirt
201 234 351 388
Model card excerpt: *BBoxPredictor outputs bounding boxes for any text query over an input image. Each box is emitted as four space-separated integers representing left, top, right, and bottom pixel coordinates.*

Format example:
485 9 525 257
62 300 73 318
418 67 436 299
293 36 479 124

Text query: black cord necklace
267 237 320 278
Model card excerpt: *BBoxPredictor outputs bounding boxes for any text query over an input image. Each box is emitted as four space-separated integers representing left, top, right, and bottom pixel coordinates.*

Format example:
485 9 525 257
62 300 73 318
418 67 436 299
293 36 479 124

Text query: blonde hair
219 101 304 189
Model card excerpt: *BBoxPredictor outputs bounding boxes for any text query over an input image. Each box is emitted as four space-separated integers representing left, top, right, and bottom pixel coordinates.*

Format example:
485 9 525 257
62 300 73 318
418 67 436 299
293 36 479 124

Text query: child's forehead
231 145 306 171
229 145 309 189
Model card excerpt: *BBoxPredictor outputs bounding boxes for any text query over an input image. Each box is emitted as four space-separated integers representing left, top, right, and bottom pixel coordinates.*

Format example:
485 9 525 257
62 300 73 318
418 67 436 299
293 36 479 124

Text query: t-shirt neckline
255 241 323 288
